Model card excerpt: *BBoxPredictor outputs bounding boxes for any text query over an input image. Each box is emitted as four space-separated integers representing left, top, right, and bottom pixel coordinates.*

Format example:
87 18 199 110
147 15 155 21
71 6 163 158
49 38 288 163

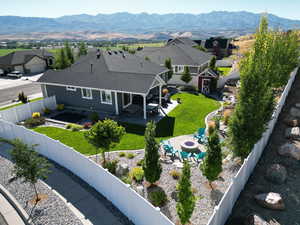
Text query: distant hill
0 11 299 40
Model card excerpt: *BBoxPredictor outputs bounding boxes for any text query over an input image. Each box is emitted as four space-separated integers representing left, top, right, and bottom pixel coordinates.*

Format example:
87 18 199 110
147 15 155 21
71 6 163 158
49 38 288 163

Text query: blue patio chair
192 152 206 163
194 128 205 141
180 151 192 161
162 144 178 160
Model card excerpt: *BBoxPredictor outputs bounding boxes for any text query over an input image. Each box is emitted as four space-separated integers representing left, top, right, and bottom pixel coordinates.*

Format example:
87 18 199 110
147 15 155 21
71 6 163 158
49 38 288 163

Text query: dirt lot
226 74 300 225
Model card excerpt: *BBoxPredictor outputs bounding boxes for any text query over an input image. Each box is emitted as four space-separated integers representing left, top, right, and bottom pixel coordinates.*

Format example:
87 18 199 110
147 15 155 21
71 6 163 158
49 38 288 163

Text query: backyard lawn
33 93 220 155
218 67 232 76
0 48 31 56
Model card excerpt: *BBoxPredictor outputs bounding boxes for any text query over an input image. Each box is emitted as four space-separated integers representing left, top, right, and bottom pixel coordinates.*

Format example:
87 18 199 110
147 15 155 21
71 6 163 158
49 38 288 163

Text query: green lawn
218 67 232 76
33 93 220 155
0 48 32 56
0 97 43 111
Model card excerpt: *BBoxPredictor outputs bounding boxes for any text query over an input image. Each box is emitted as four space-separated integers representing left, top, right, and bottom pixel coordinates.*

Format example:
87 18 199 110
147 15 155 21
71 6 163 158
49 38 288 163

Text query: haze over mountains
0 11 300 40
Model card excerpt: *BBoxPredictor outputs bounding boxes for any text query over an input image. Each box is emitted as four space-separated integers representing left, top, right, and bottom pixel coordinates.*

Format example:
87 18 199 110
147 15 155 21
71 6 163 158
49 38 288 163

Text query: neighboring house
0 50 54 74
201 37 233 58
136 38 213 90
166 37 198 47
37 50 168 120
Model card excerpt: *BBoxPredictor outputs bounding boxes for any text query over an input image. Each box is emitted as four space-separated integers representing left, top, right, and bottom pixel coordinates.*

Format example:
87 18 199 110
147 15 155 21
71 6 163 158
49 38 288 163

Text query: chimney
90 63 93 73
96 49 100 59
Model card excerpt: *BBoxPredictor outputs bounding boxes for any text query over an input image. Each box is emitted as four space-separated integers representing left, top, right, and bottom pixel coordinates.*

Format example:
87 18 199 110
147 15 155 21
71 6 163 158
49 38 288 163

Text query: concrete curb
0 184 31 225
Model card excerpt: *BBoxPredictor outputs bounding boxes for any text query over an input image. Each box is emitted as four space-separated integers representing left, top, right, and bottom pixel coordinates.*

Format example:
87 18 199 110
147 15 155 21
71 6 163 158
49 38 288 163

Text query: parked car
0 69 4 76
7 71 22 78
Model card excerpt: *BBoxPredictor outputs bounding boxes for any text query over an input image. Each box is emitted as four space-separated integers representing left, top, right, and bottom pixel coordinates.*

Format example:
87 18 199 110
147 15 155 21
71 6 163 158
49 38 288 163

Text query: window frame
100 90 112 105
66 86 77 92
81 88 93 100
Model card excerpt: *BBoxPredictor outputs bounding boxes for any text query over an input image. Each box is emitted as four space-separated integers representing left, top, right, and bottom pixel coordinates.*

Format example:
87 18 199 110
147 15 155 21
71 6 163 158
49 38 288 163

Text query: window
101 90 112 104
178 65 184 73
66 86 76 91
81 88 92 99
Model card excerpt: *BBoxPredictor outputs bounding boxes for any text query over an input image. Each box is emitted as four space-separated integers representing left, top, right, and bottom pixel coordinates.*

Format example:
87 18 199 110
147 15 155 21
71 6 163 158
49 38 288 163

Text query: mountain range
0 11 300 40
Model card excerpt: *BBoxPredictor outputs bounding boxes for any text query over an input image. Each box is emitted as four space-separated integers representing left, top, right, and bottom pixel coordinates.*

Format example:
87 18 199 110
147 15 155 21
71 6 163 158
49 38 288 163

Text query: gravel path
90 134 239 225
226 73 300 225
0 143 83 225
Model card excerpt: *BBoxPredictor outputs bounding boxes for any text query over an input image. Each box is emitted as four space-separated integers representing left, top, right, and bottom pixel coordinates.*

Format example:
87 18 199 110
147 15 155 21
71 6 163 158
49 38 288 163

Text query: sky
0 0 299 20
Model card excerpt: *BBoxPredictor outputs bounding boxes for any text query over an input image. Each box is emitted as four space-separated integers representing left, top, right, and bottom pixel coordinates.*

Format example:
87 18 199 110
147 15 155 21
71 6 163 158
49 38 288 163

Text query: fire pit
181 140 199 153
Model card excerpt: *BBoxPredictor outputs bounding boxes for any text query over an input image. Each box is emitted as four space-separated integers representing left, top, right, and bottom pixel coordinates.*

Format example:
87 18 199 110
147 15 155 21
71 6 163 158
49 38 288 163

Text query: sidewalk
0 193 25 225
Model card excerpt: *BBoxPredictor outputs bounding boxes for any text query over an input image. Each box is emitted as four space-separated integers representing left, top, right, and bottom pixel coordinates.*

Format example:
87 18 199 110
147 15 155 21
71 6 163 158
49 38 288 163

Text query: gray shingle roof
136 43 213 66
37 50 167 94
167 37 198 47
0 49 53 66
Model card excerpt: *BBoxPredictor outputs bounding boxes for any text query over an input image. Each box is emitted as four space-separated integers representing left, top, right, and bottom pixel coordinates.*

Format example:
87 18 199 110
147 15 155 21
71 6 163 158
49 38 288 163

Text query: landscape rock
244 214 269 225
265 164 287 184
285 127 300 140
278 142 300 160
290 107 300 118
254 192 285 210
284 117 300 127
136 185 144 197
116 163 129 177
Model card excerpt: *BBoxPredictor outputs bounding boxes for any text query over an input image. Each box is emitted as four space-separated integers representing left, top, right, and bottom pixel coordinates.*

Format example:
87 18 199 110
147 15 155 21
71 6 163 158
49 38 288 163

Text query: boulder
136 185 144 197
278 142 300 160
265 164 287 184
254 192 285 210
284 117 300 127
244 214 269 225
285 127 300 140
116 163 129 177
290 107 300 118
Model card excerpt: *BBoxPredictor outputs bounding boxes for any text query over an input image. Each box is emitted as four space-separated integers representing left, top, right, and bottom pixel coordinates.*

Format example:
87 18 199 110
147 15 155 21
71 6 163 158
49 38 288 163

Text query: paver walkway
0 143 133 225
0 193 24 225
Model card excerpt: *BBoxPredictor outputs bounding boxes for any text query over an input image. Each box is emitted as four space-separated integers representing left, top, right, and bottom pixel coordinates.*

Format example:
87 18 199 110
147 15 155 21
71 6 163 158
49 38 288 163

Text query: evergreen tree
164 58 173 80
55 48 70 69
181 66 192 84
78 42 88 58
209 56 217 70
176 161 195 225
84 119 125 164
200 129 222 189
11 139 51 202
65 41 74 64
143 121 162 185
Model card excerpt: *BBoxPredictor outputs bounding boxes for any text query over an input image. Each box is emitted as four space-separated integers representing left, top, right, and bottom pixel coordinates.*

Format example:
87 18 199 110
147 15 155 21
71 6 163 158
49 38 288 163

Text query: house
136 39 213 90
166 37 198 47
37 50 169 120
0 49 54 74
201 37 233 58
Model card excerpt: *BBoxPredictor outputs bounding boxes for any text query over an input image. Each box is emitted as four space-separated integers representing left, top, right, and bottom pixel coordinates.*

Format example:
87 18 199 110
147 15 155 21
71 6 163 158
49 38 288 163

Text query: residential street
0 83 41 106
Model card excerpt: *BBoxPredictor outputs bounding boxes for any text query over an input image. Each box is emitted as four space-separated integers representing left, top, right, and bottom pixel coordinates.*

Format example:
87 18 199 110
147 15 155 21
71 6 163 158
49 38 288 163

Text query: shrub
137 158 144 167
18 92 28 104
148 190 168 207
223 109 232 125
32 112 41 118
118 152 126 157
162 88 169 96
56 104 64 111
207 121 216 135
89 112 99 124
43 108 51 115
65 123 83 131
121 175 132 184
104 159 119 175
24 117 45 128
126 153 135 159
129 167 144 182
169 170 181 180
83 122 92 129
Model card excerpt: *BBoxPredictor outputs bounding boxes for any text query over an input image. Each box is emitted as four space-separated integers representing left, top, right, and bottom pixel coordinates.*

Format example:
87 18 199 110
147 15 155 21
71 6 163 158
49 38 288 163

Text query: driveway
0 143 133 225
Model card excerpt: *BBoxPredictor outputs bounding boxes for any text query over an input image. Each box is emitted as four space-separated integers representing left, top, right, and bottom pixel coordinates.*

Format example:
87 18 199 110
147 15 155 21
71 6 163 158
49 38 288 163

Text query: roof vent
113 51 118 55
108 51 112 55
119 50 123 54
96 49 100 59
122 53 125 58
90 63 93 73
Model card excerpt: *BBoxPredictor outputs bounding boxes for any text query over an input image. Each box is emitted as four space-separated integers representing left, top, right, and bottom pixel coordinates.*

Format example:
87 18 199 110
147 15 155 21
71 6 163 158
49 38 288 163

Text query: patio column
114 91 119 115
143 94 147 120
159 84 162 108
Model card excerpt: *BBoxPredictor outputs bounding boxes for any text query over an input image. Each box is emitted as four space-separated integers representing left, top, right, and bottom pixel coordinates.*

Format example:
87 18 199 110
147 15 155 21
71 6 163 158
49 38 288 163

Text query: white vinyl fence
0 96 56 123
0 120 174 225
207 67 298 225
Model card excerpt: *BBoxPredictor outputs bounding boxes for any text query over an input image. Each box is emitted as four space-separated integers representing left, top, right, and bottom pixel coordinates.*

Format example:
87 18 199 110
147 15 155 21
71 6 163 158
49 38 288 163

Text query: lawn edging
207 67 299 225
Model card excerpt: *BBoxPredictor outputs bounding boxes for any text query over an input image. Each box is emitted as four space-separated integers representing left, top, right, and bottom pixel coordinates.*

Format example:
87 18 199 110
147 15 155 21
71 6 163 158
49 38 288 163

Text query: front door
123 93 132 109
202 79 210 94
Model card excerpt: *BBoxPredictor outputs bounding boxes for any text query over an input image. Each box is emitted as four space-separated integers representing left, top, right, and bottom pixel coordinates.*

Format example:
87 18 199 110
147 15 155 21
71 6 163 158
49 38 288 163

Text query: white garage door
27 63 46 74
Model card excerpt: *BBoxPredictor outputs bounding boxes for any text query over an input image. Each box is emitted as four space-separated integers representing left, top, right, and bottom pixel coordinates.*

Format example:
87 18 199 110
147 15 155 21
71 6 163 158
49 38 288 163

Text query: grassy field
117 42 164 48
0 97 43 111
33 93 220 155
0 48 31 56
218 67 232 76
